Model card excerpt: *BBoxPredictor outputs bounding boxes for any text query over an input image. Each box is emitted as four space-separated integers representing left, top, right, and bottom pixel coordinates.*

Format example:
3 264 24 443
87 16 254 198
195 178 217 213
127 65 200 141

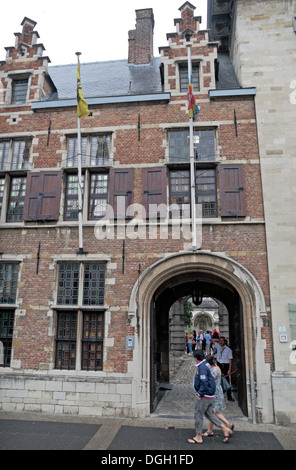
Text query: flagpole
76 52 86 255
187 39 197 251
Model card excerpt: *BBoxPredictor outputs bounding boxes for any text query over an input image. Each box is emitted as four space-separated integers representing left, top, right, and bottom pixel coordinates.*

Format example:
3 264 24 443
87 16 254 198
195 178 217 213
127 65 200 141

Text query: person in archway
215 336 235 401
187 331 193 354
196 330 204 350
187 350 233 445
211 329 220 353
192 330 197 351
205 330 212 354
202 355 234 437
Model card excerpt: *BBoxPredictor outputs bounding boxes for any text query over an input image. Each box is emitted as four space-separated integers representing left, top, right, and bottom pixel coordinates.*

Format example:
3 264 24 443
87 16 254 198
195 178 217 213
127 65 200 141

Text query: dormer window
11 79 28 104
179 64 199 93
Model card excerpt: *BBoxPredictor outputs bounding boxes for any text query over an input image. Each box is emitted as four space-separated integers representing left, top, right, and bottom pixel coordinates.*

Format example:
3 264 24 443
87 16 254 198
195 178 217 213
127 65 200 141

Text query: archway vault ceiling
154 271 237 312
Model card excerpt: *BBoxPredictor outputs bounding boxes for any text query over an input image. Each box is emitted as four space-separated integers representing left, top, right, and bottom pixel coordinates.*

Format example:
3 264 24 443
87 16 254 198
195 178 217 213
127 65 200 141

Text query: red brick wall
0 217 271 372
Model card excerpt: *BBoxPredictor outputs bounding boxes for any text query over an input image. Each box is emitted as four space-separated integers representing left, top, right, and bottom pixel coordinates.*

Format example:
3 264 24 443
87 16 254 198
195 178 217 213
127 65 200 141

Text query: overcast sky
1 0 208 66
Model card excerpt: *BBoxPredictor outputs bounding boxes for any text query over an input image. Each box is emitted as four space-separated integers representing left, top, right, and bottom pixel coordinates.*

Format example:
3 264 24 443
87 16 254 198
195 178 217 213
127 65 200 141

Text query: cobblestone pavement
153 353 246 420
153 354 198 417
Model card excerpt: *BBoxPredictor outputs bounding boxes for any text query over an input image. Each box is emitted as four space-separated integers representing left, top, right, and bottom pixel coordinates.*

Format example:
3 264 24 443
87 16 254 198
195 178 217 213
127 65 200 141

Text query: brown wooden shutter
108 168 134 218
23 171 62 221
142 167 167 218
219 164 246 217
23 172 41 221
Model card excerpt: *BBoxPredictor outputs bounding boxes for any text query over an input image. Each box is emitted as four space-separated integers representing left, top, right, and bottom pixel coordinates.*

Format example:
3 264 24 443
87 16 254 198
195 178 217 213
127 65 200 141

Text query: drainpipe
250 369 256 424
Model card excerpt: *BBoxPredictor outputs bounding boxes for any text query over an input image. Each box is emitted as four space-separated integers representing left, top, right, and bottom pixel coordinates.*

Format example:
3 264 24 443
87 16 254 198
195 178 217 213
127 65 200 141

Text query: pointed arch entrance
128 251 274 423
152 271 245 413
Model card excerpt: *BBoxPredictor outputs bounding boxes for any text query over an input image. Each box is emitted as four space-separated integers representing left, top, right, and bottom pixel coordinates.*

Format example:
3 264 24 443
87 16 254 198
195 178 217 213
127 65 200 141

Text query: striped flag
187 77 199 119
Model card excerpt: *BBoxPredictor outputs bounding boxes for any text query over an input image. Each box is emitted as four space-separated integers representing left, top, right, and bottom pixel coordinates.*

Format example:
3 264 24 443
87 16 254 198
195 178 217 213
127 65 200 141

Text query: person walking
202 355 234 438
205 331 212 354
187 350 233 445
187 331 193 354
196 330 204 350
211 329 220 353
192 330 197 351
215 336 235 401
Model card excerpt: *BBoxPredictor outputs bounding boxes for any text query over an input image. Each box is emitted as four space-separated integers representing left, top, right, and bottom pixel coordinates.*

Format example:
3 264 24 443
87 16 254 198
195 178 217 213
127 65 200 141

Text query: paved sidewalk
0 355 295 451
1 411 294 451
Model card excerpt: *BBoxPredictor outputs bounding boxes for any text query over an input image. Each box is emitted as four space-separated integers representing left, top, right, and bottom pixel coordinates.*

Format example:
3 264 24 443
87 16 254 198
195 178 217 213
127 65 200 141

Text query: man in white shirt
215 336 235 401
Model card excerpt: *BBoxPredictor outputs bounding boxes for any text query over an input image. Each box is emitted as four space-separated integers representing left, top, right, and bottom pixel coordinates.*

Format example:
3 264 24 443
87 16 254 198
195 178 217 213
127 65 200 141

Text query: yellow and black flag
77 55 91 118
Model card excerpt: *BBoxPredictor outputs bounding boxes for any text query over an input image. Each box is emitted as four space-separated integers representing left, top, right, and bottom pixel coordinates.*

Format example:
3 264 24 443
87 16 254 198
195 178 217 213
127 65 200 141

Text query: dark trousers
217 362 232 399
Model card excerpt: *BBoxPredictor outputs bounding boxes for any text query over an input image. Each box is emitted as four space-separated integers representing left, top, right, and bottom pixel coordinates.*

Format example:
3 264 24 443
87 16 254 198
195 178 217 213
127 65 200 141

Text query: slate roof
45 53 240 103
47 57 163 101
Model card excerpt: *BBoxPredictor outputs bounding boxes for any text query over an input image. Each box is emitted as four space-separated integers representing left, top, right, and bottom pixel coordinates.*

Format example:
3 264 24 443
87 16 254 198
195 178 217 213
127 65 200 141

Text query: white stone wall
0 371 136 417
230 0 296 423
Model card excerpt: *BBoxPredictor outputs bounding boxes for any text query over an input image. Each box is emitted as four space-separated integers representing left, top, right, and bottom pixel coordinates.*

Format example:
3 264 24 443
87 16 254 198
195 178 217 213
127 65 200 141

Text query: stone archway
128 251 274 423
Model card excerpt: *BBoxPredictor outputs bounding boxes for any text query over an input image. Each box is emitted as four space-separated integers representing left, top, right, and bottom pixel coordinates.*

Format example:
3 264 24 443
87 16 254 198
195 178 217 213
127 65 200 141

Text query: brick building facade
0 3 274 422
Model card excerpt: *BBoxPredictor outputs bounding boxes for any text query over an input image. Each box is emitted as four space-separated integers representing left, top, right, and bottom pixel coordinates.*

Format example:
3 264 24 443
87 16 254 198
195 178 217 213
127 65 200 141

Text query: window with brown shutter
23 171 62 221
219 164 246 217
142 167 167 219
108 168 134 219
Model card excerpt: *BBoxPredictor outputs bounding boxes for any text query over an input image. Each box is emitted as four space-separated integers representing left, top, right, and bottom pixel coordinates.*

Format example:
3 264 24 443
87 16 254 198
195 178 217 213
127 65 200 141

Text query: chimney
128 8 154 65
128 29 136 64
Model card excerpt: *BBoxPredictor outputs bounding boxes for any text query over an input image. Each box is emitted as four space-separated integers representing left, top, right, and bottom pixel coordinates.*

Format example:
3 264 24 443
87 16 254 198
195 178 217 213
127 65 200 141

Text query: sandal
223 431 232 443
202 431 214 437
187 437 203 444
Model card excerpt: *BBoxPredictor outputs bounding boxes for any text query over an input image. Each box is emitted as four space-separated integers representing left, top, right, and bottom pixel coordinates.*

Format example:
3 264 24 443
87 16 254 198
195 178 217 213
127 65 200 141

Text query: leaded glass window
196 169 217 217
0 264 19 304
10 140 30 170
169 130 215 163
57 262 106 306
180 64 199 93
83 263 105 306
7 177 27 222
66 137 87 168
0 310 14 367
66 135 111 168
90 135 111 166
55 312 77 370
57 263 79 305
0 140 30 171
169 168 217 218
0 178 5 218
169 170 190 218
11 79 28 104
82 312 104 371
55 262 106 371
89 173 108 220
0 142 10 171
64 174 85 220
